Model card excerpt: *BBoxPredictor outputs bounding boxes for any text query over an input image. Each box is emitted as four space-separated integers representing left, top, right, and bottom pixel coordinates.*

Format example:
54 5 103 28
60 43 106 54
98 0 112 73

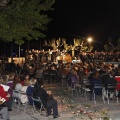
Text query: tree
0 0 10 6
0 0 55 48
44 38 64 50
104 38 120 52
15 40 24 63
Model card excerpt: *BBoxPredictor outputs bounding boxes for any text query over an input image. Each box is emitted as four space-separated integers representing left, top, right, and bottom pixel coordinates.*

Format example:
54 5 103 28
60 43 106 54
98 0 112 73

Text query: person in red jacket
114 76 120 90
0 84 12 111
0 85 10 120
0 85 9 101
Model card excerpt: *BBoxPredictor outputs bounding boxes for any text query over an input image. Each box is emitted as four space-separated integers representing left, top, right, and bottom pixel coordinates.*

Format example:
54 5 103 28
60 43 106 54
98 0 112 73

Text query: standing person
103 73 117 99
43 66 50 83
33 80 59 119
49 66 57 84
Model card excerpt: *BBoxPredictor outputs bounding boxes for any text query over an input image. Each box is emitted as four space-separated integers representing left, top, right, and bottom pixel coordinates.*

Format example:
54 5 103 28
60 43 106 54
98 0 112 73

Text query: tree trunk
19 45 20 64
11 42 13 62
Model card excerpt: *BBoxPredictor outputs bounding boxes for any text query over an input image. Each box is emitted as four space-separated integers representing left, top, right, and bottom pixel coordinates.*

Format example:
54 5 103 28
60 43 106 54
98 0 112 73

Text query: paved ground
9 84 120 120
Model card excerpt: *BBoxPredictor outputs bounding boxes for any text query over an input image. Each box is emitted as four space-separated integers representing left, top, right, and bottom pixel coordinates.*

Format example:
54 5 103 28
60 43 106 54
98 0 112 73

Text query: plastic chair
93 84 105 104
70 82 78 96
75 83 82 96
81 79 91 99
31 96 49 120
12 90 29 114
61 74 67 87
12 90 21 112
106 84 117 104
20 93 30 114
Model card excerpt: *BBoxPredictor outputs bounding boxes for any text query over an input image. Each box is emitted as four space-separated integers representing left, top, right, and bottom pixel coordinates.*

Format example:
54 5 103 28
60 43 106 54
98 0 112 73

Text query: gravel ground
9 84 120 120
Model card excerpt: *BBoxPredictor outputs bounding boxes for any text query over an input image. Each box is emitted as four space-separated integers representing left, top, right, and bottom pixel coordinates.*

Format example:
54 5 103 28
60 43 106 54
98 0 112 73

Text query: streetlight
87 37 92 43
87 37 93 51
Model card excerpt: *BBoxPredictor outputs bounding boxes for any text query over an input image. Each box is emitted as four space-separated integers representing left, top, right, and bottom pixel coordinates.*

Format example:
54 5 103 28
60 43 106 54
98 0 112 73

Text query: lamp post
87 37 93 52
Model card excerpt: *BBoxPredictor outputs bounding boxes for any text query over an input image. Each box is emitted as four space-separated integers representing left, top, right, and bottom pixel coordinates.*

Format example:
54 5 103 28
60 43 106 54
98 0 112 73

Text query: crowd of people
25 49 120 63
0 51 120 120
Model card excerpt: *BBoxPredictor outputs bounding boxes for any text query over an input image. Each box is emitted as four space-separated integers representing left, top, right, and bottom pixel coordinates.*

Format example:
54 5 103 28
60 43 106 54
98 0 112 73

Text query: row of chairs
93 84 119 104
70 79 119 105
12 91 50 120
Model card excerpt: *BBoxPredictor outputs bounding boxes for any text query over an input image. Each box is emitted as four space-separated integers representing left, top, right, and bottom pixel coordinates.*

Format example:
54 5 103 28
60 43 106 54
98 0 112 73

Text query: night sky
46 0 120 49
1 0 120 56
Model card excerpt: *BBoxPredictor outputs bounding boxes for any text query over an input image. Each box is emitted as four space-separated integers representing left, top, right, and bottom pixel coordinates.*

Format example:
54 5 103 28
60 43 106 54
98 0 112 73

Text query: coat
0 85 9 101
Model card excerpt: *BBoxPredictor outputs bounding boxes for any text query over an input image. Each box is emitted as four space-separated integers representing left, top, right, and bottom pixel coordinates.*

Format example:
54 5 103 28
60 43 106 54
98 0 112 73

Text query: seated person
0 83 12 112
20 80 29 104
90 71 103 99
104 74 117 90
114 75 120 91
12 76 22 100
70 70 79 88
6 76 14 111
33 80 59 118
26 78 37 105
0 84 10 120
103 73 117 99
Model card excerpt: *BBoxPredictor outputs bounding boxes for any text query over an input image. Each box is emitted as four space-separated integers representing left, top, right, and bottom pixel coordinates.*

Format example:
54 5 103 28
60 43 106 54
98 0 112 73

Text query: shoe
22 103 25 105
53 116 58 119
48 113 53 115
105 98 107 100
110 98 113 100
8 108 12 111
47 113 53 117
53 115 60 119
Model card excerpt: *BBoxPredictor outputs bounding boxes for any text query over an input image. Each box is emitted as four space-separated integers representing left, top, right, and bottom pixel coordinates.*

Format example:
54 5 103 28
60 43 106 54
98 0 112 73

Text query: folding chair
50 73 56 84
70 82 78 96
61 74 67 87
31 96 49 120
93 84 105 104
12 90 21 112
74 83 82 96
43 73 49 84
106 84 118 104
81 79 91 99
21 94 31 114
12 90 29 114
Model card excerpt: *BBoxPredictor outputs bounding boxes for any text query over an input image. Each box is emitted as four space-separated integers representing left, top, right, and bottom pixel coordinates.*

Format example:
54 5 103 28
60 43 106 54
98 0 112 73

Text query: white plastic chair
12 90 21 112
12 90 29 113
81 79 91 99
106 84 117 104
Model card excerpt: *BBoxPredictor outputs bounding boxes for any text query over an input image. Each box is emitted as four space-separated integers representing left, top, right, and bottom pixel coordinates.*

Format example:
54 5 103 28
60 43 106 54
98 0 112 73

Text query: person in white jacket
20 81 29 104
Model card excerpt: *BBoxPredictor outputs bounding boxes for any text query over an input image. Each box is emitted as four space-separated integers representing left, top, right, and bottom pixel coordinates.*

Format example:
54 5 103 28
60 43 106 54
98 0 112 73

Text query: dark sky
1 1 120 56
46 0 120 49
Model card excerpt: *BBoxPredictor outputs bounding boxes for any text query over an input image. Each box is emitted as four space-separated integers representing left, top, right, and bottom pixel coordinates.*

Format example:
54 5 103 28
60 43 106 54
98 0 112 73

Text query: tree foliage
73 38 93 52
104 38 120 52
0 0 10 6
0 0 55 44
